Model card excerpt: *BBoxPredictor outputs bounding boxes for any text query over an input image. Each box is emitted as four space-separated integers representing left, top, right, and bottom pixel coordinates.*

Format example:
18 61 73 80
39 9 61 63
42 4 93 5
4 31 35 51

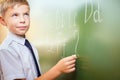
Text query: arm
35 55 77 80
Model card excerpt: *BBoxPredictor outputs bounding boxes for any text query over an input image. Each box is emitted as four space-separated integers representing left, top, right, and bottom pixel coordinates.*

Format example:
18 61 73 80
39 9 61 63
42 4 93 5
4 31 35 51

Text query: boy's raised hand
54 55 77 74
36 55 77 80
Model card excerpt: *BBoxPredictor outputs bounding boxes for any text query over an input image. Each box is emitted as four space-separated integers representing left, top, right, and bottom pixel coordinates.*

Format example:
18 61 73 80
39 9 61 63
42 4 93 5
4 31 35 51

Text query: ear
0 16 6 26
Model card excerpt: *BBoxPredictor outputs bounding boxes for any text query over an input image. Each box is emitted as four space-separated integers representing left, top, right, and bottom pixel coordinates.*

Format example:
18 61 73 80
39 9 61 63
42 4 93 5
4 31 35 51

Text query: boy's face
1 4 30 37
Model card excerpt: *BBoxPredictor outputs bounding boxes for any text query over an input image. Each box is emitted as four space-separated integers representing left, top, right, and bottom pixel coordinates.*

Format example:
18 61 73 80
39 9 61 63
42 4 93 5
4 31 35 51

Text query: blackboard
56 0 120 80
28 0 120 80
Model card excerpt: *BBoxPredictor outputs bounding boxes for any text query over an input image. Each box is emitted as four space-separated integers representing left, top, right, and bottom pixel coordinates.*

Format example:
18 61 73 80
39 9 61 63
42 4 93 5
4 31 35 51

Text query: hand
35 55 77 80
54 55 77 74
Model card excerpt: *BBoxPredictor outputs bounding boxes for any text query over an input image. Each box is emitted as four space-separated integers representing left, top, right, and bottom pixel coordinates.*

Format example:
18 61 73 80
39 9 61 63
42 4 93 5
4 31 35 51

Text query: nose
19 16 25 23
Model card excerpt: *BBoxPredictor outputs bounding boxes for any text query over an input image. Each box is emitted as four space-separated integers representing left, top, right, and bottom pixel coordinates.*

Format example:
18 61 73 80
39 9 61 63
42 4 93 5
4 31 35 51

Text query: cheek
6 21 17 30
8 25 15 30
7 22 16 29
26 18 30 24
6 18 17 26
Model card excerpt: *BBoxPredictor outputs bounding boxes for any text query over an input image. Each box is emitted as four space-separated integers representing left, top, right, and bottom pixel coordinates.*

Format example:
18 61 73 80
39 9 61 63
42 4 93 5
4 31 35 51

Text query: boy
0 0 77 80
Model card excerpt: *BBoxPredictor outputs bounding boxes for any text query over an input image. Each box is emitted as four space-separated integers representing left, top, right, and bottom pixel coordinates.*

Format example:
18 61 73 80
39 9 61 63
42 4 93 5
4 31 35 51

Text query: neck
19 35 25 38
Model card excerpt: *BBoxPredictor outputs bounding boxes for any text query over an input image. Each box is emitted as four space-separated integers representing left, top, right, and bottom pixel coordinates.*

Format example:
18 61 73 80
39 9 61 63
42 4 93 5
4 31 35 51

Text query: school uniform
0 32 41 80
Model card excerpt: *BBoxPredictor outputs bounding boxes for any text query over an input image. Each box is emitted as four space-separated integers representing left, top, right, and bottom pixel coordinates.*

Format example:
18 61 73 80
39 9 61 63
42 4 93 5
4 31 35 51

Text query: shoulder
0 42 20 61
0 32 25 50
0 37 19 56
0 37 12 50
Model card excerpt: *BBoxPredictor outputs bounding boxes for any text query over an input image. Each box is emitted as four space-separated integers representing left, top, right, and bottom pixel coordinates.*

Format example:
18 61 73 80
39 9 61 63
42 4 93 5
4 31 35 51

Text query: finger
66 59 76 65
67 63 75 69
66 67 76 73
65 55 77 62
72 55 77 59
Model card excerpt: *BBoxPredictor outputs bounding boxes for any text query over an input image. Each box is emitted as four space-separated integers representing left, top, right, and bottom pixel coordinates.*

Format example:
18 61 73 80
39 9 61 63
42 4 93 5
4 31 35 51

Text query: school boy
0 0 77 80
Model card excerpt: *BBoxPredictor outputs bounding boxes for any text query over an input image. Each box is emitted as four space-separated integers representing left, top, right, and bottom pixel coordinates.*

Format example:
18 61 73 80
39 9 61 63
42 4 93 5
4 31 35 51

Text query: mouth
17 26 27 30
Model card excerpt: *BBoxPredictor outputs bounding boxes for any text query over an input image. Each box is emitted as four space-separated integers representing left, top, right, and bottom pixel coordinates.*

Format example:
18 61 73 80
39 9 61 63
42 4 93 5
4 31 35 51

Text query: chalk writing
73 30 80 54
84 0 102 23
44 0 103 56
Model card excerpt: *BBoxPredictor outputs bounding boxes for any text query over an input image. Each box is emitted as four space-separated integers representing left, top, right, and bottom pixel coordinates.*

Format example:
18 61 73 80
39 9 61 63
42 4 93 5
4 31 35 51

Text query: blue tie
25 39 41 77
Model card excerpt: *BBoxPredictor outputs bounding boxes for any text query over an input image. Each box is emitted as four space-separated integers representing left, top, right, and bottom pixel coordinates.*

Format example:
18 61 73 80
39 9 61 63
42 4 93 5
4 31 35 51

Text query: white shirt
0 32 41 80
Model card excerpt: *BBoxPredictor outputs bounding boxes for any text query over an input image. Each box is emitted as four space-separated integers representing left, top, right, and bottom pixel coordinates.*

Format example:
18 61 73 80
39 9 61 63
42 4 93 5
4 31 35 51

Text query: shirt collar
7 32 26 45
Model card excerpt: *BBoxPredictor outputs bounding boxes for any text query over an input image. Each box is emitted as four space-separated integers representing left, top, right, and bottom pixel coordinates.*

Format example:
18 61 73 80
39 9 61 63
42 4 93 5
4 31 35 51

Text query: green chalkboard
29 0 120 80
55 0 120 80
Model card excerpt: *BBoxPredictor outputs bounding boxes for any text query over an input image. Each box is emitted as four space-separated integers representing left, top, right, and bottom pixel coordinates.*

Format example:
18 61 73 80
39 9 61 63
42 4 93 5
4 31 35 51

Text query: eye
24 13 29 16
12 13 18 17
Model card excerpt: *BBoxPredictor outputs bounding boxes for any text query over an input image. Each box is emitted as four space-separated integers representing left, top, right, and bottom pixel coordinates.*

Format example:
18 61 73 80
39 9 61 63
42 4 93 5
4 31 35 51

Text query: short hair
0 0 30 16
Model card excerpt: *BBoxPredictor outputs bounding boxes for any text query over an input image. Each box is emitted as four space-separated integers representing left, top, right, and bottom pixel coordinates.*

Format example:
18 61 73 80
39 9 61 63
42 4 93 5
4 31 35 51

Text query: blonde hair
0 0 29 16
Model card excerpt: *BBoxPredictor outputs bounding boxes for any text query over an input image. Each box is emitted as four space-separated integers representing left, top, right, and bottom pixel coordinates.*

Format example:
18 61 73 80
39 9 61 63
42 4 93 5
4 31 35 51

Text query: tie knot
25 39 32 49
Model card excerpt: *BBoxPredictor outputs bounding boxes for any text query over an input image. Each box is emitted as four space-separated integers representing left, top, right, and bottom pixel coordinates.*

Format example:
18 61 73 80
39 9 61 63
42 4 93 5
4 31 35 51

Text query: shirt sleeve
0 49 26 80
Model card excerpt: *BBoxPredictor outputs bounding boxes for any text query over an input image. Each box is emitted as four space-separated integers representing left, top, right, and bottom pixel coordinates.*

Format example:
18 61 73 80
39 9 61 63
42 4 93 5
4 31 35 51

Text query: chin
17 32 26 37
